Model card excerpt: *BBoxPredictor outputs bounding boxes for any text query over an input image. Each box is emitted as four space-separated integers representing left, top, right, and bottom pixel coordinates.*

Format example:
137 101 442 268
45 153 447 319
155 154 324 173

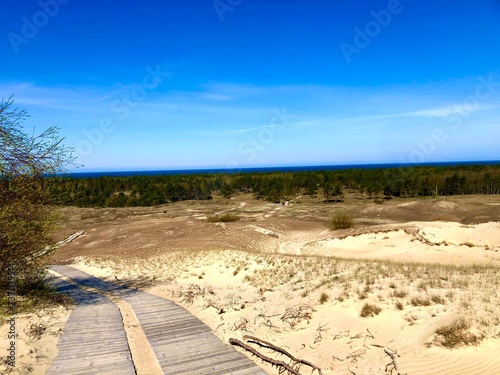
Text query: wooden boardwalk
46 275 135 375
48 265 267 375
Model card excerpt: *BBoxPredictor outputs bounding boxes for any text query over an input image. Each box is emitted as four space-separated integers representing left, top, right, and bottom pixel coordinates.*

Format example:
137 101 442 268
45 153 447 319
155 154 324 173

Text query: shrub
430 294 445 304
410 296 431 306
319 292 329 304
395 301 404 310
330 212 354 230
392 289 408 298
435 318 482 348
360 303 382 317
207 213 240 223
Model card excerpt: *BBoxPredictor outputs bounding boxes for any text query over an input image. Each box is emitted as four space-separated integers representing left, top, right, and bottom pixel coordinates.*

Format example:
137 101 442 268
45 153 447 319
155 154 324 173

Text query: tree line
47 164 500 208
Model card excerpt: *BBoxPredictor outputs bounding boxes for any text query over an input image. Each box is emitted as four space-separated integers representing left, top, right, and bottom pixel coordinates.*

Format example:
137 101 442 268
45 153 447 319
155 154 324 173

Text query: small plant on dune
395 301 404 310
410 296 431 307
357 289 368 300
330 212 354 230
445 290 455 302
319 292 329 304
430 294 445 304
460 241 475 248
360 303 382 318
435 317 482 348
392 289 408 298
417 280 429 291
207 213 240 223
404 313 419 326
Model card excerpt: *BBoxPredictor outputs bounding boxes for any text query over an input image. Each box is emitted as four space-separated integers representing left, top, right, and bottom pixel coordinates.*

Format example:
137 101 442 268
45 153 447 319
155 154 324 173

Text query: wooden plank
49 265 267 375
45 275 135 375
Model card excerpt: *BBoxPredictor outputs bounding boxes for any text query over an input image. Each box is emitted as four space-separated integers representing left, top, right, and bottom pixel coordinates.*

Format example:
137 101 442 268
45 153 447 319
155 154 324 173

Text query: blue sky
1 0 500 172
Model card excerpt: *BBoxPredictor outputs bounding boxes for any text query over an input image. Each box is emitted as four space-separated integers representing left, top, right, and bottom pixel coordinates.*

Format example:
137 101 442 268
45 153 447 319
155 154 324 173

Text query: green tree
0 96 75 291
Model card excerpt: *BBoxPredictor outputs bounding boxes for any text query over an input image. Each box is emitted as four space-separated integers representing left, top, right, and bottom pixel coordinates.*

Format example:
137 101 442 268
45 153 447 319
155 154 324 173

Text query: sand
69 219 500 375
0 306 72 375
3 194 500 374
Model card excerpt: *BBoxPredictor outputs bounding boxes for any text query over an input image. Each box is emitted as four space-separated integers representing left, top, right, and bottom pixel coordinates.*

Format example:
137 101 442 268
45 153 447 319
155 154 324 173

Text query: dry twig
229 338 300 375
243 335 323 375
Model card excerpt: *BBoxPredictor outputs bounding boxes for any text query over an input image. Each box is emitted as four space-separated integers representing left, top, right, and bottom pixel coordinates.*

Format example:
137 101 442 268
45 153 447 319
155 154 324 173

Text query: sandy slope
4 194 500 375
70 219 500 375
299 221 500 265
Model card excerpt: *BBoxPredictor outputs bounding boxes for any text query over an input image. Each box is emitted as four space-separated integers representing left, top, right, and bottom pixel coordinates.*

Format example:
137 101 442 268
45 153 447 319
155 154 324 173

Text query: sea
66 160 500 179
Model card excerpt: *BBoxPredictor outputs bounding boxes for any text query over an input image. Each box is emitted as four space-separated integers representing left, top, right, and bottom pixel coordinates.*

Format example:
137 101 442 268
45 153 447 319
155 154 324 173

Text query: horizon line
66 160 500 175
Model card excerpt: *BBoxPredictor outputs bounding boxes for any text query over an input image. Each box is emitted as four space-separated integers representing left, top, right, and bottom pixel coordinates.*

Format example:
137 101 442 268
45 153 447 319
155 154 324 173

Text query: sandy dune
69 218 500 375
3 195 500 374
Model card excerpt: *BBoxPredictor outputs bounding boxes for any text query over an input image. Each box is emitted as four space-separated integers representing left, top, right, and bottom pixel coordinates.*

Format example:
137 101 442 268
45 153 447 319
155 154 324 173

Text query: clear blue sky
1 0 500 172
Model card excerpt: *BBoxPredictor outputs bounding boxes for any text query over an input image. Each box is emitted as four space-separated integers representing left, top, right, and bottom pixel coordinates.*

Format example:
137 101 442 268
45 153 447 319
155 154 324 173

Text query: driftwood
243 335 323 375
371 344 402 375
229 338 300 375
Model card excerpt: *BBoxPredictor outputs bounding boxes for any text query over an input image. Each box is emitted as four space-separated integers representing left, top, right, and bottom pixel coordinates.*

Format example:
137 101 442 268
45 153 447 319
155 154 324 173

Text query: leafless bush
280 304 315 329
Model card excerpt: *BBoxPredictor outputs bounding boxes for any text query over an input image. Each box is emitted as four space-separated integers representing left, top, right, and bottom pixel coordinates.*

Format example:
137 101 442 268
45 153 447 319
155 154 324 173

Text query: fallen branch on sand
229 338 301 375
371 344 404 375
229 335 323 375
244 335 323 375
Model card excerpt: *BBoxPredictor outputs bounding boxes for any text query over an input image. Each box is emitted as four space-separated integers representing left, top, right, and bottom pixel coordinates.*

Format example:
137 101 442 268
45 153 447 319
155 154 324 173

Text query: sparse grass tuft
430 294 445 304
360 303 382 317
319 292 329 304
435 317 482 348
410 296 431 306
207 213 240 223
330 212 354 230
392 289 408 298
395 301 404 310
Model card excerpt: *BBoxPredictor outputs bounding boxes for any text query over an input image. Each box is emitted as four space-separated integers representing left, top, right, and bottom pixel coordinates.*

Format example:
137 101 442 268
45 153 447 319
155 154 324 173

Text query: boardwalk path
46 274 135 375
47 265 267 375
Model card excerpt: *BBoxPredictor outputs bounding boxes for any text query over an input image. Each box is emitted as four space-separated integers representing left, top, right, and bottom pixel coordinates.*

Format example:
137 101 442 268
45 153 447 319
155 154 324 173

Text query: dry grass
74 226 500 353
460 241 475 248
330 212 354 230
319 292 329 304
410 296 431 307
360 303 382 317
435 317 483 348
207 213 241 222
